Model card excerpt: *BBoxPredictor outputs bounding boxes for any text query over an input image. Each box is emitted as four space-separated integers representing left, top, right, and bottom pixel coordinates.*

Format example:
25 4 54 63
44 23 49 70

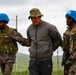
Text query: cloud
0 0 32 6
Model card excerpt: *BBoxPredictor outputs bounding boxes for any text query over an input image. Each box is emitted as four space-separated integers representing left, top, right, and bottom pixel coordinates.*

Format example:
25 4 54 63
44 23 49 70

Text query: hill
13 52 30 72
13 52 63 72
0 52 63 75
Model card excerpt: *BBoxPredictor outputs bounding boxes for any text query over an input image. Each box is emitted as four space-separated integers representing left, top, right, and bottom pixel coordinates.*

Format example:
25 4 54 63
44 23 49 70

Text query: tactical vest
0 27 18 55
62 25 76 53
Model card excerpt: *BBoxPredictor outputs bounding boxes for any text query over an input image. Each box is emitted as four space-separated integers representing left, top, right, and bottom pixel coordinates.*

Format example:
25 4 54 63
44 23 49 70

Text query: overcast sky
0 0 76 55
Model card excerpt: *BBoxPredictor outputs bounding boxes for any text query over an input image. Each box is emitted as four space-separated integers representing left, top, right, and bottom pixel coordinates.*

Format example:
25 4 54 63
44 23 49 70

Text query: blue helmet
0 13 10 23
65 10 76 21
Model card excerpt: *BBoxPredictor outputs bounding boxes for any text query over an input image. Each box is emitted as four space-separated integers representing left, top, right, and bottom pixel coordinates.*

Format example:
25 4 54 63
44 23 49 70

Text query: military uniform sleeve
66 51 76 66
11 29 30 46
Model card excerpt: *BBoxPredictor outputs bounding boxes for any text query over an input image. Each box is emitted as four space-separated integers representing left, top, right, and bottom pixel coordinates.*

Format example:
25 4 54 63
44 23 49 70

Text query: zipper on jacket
35 26 38 61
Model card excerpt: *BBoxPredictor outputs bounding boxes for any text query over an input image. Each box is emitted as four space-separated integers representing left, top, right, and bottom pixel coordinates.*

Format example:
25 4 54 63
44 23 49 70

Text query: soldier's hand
11 29 23 41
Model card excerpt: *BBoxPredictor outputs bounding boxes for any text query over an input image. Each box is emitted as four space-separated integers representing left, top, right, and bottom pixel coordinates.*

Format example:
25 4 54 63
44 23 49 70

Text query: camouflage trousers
1 62 14 75
68 62 76 75
0 54 15 75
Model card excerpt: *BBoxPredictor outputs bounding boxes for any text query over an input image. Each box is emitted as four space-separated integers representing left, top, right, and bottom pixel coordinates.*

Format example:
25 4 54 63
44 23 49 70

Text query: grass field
52 56 64 75
0 53 64 75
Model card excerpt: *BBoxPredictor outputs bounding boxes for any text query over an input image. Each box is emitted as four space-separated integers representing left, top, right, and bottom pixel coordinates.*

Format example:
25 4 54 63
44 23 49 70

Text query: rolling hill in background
14 52 63 72
0 52 63 75
13 52 30 72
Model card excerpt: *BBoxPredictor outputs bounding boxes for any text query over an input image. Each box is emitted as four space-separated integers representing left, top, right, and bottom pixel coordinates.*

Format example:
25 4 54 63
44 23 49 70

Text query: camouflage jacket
0 26 19 56
62 25 76 65
62 25 76 53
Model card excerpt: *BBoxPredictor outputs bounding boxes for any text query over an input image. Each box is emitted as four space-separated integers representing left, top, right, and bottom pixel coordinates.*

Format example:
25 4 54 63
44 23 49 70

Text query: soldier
61 10 76 75
0 13 25 75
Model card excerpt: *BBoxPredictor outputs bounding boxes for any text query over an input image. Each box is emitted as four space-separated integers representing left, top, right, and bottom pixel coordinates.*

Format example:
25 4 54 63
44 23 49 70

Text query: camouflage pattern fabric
0 27 18 55
62 25 76 75
66 52 76 75
0 28 18 74
28 8 43 19
0 54 15 75
1 63 13 75
68 62 76 75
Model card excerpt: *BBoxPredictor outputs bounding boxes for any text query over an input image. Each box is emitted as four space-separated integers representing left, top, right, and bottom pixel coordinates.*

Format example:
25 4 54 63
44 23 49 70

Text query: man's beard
0 25 4 32
0 26 3 29
0 24 4 29
67 20 73 27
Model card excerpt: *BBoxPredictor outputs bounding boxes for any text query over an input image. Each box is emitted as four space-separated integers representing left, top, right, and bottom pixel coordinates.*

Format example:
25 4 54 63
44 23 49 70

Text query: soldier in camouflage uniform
62 10 76 75
0 13 25 75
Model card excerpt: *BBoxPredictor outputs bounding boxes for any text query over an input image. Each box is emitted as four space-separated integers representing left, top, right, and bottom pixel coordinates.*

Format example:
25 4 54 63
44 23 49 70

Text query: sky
0 0 76 56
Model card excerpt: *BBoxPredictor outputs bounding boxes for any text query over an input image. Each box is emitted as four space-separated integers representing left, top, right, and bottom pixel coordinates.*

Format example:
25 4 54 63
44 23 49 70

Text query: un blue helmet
0 13 10 23
65 10 76 21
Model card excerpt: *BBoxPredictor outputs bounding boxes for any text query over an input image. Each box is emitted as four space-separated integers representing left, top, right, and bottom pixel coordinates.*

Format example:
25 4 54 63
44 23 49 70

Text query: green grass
52 70 64 75
14 53 29 71
0 53 64 75
52 56 64 75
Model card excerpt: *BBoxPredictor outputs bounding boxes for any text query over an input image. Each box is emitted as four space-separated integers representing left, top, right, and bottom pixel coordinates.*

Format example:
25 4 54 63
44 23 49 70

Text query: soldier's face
66 17 74 26
0 21 4 28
